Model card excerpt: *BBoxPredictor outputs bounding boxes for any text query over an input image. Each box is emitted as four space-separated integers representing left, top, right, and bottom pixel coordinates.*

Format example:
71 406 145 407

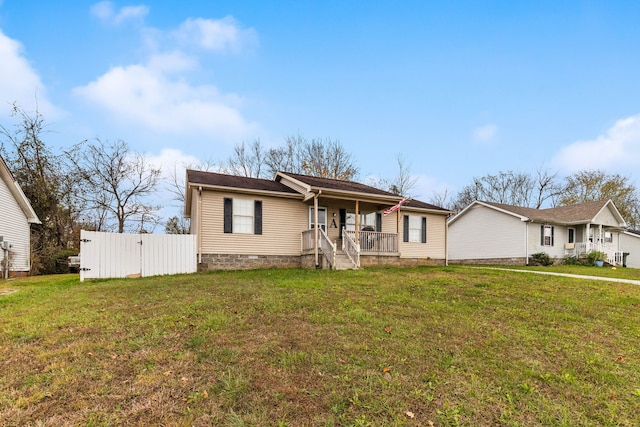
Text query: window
403 215 427 243
224 198 262 234
568 228 575 244
541 225 554 246
604 231 613 243
345 211 379 231
309 207 327 231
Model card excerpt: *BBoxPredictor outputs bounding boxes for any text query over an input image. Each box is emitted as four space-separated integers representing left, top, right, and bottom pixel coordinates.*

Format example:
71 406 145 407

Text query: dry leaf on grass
384 325 392 334
405 411 415 418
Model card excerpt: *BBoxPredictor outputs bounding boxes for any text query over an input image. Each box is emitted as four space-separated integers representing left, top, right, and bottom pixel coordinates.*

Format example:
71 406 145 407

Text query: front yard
1 266 639 426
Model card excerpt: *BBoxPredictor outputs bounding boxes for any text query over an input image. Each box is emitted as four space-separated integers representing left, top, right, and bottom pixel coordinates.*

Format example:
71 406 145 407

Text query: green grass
1 266 639 426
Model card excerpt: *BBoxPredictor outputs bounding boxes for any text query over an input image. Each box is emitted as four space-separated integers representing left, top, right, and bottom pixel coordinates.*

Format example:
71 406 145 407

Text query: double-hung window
403 215 427 243
541 225 554 246
224 198 262 234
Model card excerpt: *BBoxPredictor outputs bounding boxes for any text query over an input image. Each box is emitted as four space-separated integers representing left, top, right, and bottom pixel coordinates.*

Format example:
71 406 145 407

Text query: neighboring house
0 154 41 277
448 199 629 266
185 170 451 270
619 230 640 268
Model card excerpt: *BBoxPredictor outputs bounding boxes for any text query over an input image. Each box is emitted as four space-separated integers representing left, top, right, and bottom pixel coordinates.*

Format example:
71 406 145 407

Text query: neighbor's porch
563 223 625 265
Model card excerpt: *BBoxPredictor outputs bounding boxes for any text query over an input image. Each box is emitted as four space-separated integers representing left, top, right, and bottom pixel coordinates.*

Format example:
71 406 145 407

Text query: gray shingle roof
482 199 613 224
187 170 299 194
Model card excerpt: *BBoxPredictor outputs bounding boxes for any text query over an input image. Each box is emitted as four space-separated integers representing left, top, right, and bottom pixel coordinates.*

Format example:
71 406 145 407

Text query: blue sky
2 0 640 220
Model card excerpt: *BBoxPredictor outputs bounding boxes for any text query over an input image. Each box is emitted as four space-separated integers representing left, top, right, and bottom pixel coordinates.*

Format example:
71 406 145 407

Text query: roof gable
452 199 626 227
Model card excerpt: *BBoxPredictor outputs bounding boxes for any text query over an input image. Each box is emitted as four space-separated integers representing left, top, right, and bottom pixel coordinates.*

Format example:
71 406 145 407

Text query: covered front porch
300 197 404 269
564 223 626 266
302 228 399 269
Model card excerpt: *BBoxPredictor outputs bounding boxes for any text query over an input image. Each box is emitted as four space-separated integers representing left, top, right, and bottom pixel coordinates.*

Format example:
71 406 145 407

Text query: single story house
0 154 41 277
619 230 640 268
448 199 630 266
185 170 451 270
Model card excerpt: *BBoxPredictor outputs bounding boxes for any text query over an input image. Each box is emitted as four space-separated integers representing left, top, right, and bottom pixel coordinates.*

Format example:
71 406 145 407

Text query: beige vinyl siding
449 204 524 260
200 190 307 256
399 213 447 259
620 232 640 268
0 175 31 271
189 188 199 235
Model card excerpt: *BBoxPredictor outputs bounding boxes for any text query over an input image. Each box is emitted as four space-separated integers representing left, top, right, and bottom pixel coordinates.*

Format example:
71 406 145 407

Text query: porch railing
301 229 314 251
319 228 336 269
342 229 360 268
301 228 337 268
572 241 623 266
343 230 398 253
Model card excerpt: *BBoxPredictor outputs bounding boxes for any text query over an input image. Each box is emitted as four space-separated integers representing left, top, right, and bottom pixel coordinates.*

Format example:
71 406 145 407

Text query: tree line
2 103 639 274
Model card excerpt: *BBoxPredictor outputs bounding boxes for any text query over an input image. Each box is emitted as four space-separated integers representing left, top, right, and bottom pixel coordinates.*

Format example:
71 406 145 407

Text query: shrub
530 252 553 266
586 250 607 265
562 255 585 266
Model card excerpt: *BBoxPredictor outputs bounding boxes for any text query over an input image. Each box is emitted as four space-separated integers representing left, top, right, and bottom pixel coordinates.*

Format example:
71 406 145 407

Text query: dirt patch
0 289 17 296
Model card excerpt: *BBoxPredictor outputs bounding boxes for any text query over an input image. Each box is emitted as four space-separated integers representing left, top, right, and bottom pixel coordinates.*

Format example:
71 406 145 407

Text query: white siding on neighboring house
527 223 569 260
593 206 624 227
449 204 525 260
620 232 640 269
200 190 308 256
0 174 31 272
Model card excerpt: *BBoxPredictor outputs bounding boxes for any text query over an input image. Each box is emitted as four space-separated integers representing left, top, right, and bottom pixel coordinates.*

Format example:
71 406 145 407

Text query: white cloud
74 60 255 139
472 124 498 143
551 115 640 173
0 29 61 119
91 1 148 25
171 17 257 53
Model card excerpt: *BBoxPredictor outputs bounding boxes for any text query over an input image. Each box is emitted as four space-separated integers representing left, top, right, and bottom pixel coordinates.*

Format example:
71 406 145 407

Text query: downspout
197 186 202 264
445 214 449 266
525 220 530 265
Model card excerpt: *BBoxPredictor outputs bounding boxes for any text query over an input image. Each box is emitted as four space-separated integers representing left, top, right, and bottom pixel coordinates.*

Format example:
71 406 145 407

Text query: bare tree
75 139 161 233
559 169 640 228
264 135 305 176
450 169 561 213
1 103 82 273
387 155 418 196
429 187 453 210
167 156 216 207
220 139 265 178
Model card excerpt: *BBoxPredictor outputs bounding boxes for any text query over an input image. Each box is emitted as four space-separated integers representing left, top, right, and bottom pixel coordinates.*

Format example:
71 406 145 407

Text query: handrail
574 241 623 266
342 227 360 268
318 228 336 269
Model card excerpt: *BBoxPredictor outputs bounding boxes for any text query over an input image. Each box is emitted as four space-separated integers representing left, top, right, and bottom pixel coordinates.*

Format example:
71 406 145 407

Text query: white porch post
599 224 603 244
586 223 591 252
355 200 360 243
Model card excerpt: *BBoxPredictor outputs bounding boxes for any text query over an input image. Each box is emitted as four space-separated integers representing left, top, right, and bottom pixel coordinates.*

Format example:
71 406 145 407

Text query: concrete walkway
465 266 640 286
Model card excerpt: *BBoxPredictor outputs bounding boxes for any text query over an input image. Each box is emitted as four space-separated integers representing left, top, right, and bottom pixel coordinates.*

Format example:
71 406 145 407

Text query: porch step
334 252 358 270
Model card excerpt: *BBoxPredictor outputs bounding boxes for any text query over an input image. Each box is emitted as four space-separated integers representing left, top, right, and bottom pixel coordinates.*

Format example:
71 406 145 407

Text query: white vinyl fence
79 230 197 282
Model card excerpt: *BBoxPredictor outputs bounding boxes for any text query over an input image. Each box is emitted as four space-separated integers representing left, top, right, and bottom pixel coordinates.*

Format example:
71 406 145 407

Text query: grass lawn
1 266 639 426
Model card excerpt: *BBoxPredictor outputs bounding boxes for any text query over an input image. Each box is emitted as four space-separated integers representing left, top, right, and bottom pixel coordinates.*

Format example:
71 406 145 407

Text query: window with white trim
541 225 554 246
403 215 427 243
233 199 254 234
309 207 327 231
223 197 262 235
345 211 377 231
604 231 613 243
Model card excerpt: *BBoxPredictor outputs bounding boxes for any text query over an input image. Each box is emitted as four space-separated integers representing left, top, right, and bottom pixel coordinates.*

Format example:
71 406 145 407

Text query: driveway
466 267 640 286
